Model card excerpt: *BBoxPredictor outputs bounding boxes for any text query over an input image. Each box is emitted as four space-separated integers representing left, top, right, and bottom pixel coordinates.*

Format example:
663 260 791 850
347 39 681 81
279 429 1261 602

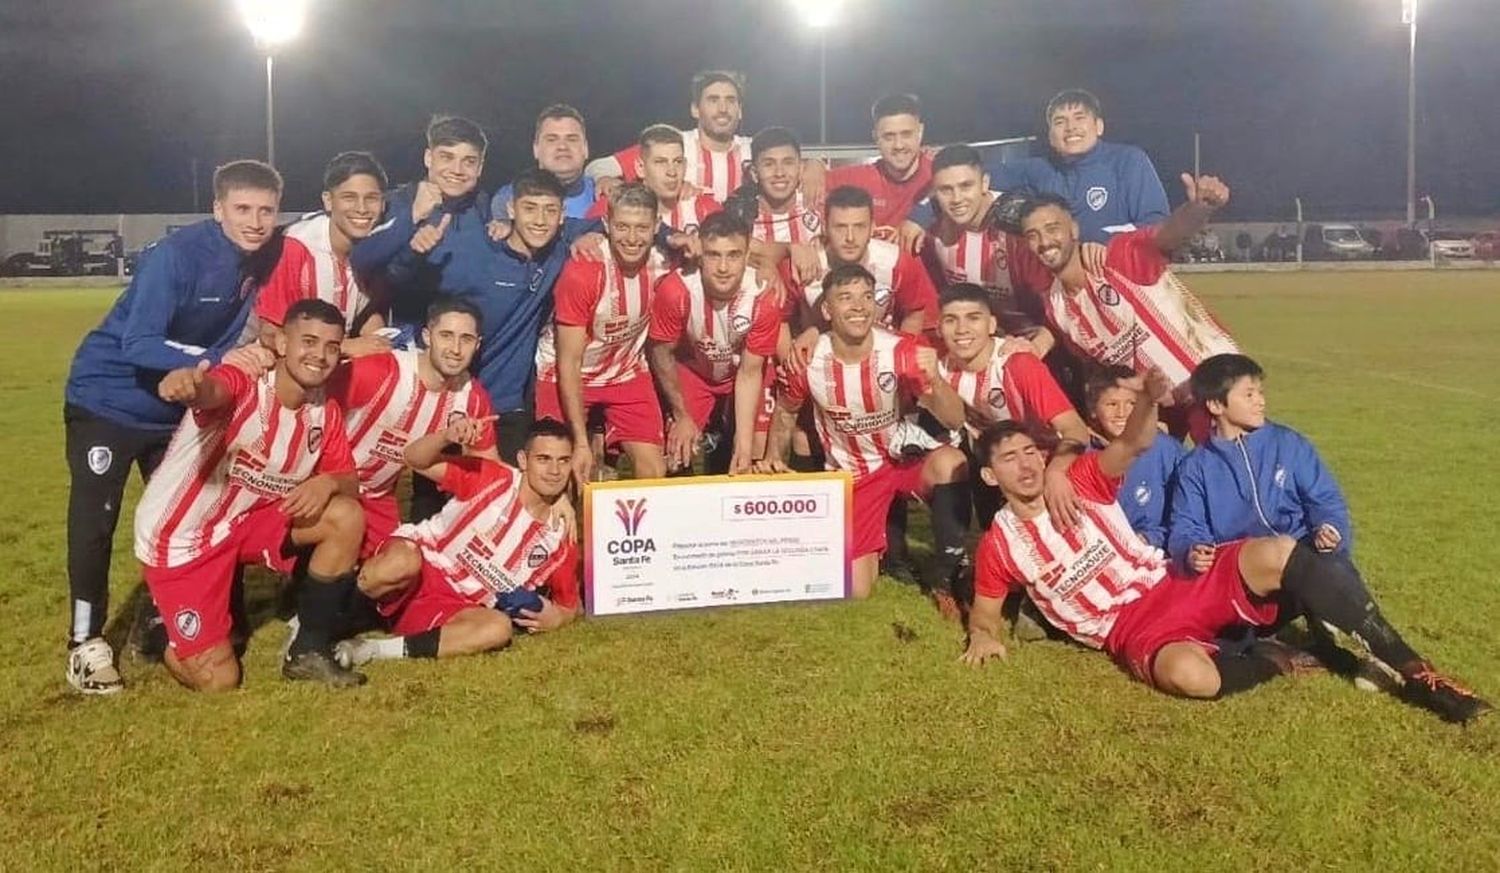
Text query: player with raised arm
648 211 781 474
960 369 1491 723
62 159 283 693
1084 364 1185 548
134 300 368 691
337 419 579 666
253 152 392 355
535 183 669 484
1017 176 1239 441
764 264 971 610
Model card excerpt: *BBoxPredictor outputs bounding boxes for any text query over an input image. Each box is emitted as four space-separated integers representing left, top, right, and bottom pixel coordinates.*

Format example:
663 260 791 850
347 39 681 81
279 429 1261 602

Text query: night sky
3 0 1497 221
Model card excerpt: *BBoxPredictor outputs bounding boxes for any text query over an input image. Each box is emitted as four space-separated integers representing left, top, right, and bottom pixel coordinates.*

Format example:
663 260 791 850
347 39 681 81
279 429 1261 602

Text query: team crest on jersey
877 371 897 393
308 426 324 454
802 211 822 233
448 410 468 426
874 285 893 309
1086 186 1109 212
529 271 544 292
1274 466 1287 489
526 543 551 569
1134 484 1152 506
87 445 113 475
986 387 1009 410
1097 283 1121 306
174 608 201 641
731 313 752 334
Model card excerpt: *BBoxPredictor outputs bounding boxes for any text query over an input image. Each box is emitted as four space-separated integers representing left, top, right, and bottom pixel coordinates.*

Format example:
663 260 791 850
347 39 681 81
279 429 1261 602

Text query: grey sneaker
66 638 124 695
282 649 367 688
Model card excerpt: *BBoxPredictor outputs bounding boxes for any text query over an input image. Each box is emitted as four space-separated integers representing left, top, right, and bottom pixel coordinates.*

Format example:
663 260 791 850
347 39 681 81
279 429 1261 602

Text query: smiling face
422 310 481 380
1208 375 1267 433
825 204 873 265
423 142 483 199
1047 102 1104 158
605 204 658 269
519 434 573 501
1089 383 1136 440
534 116 588 185
213 186 280 252
691 80 743 140
322 173 384 244
874 112 923 177
980 431 1047 503
820 278 877 344
508 194 564 251
276 315 344 390
1020 203 1080 273
930 163 989 228
939 299 997 366
754 144 802 206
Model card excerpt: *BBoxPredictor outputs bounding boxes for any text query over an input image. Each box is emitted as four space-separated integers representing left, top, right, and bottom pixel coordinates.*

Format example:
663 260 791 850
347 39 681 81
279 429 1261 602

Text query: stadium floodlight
1403 0 1417 226
788 0 846 143
237 0 308 169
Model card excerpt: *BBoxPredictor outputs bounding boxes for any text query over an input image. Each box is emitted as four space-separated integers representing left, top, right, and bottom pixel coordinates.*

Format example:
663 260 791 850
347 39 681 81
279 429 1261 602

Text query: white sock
369 636 407 661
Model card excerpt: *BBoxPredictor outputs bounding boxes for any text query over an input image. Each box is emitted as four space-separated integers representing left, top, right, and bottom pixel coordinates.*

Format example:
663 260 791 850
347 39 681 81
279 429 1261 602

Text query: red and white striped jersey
612 131 752 204
651 194 722 272
752 193 823 245
1039 228 1238 389
797 239 937 330
649 270 782 386
926 224 1049 307
397 458 579 610
328 350 496 499
939 343 1074 435
780 329 931 481
536 253 666 388
254 214 378 330
975 453 1169 648
134 366 356 569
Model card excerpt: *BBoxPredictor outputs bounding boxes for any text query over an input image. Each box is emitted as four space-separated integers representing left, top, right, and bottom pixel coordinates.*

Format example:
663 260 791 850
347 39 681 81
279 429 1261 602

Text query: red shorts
360 493 401 559
534 374 664 448
851 459 930 558
142 505 297 659
1104 541 1280 686
678 363 774 434
377 548 484 636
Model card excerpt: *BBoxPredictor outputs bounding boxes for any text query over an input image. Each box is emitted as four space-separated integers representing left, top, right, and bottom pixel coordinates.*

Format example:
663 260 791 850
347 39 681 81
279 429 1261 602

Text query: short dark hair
930 144 984 176
691 69 746 104
608 181 658 217
526 417 575 448
638 123 684 153
697 210 750 243
1016 192 1074 225
322 151 387 192
426 115 488 154
1083 364 1138 412
751 126 801 161
872 93 922 123
213 160 282 201
1191 353 1264 406
823 263 876 296
535 103 586 137
1045 88 1103 122
510 167 566 202
425 294 483 331
938 282 991 311
284 298 344 330
974 419 1049 468
824 185 873 215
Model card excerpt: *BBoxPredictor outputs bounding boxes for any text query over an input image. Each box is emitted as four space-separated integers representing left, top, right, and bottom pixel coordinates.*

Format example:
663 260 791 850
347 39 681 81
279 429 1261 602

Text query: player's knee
445 611 513 656
928 446 968 482
851 557 879 600
358 541 420 597
1153 647 1220 699
474 613 514 652
170 644 240 693
1242 534 1298 588
322 495 365 543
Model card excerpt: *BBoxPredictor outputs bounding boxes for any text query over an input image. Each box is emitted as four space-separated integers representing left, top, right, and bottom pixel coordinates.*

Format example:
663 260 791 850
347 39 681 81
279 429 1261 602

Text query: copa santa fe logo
609 497 655 564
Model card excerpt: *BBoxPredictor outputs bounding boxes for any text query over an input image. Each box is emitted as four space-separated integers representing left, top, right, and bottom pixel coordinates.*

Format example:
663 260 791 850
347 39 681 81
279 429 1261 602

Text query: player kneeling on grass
342 419 580 666
960 368 1492 723
135 299 367 691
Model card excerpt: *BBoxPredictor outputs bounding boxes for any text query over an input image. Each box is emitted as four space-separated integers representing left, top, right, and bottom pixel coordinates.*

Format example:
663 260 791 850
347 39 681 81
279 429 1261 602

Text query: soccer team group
60 71 1490 723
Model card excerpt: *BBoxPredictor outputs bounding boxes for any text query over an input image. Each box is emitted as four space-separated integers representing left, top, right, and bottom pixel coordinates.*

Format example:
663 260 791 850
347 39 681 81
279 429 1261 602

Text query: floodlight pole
1404 2 1417 226
818 30 828 144
265 53 276 167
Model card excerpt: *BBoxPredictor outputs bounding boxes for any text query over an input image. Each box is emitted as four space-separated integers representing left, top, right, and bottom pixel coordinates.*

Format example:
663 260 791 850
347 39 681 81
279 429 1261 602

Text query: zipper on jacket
1235 435 1277 534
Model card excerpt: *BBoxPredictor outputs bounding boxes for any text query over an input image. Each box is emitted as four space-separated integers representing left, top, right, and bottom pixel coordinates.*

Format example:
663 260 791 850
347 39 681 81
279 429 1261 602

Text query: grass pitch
2 273 1498 870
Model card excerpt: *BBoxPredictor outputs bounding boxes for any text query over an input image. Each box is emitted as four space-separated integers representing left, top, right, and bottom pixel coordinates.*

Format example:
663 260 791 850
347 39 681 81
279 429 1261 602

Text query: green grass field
3 274 1499 870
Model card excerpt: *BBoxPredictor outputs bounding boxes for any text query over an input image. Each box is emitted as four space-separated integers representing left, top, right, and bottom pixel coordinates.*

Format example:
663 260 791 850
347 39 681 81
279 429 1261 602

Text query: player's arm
960 533 1011 666
584 152 624 182
1149 173 1230 255
516 548 583 633
1293 432 1353 553
1166 455 1216 574
119 246 231 372
729 350 768 474
349 186 424 276
1097 368 1172 479
403 415 497 482
555 323 592 477
758 372 807 474
907 343 966 431
648 340 697 472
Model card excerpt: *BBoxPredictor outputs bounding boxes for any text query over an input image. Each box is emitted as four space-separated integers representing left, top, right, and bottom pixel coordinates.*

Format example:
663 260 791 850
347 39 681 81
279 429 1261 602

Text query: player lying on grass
960 368 1492 724
340 419 579 666
1084 364 1186 548
761 263 971 611
134 299 368 690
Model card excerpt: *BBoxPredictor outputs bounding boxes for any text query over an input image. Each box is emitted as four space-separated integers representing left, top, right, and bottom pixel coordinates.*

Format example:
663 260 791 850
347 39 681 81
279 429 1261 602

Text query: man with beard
825 93 933 233
135 300 366 690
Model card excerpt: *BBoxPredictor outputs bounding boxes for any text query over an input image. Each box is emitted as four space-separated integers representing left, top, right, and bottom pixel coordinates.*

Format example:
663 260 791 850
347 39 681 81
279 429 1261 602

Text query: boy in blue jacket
1084 365 1186 548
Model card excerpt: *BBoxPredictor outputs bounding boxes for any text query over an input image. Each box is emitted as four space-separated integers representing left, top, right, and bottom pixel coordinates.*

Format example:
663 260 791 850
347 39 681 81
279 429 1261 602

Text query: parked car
1424 229 1475 259
0 230 122 277
1302 223 1377 260
1474 230 1500 260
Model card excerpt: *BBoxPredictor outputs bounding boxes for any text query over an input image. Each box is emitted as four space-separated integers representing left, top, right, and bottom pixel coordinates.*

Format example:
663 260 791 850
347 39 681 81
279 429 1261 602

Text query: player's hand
914 344 941 385
959 632 1008 667
570 443 595 489
547 499 579 543
787 327 820 376
1080 241 1108 276
1188 543 1217 574
800 159 828 211
871 225 899 244
158 359 212 404
514 596 569 633
570 232 607 262
665 230 701 260
221 344 276 376
596 176 623 203
1313 523 1342 553
679 180 702 201
786 243 822 286
409 213 452 255
665 416 701 473
760 269 790 311
728 439 757 476
1141 366 1174 405
487 219 512 242
997 335 1039 357
338 334 393 358
1043 466 1083 531
280 476 337 525
897 220 927 256
752 456 788 475
443 414 497 448
1182 173 1230 210
411 181 443 223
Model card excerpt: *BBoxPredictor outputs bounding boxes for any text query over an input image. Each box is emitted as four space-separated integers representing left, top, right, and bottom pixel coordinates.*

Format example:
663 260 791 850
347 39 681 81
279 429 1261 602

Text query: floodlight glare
791 0 844 29
238 0 307 49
